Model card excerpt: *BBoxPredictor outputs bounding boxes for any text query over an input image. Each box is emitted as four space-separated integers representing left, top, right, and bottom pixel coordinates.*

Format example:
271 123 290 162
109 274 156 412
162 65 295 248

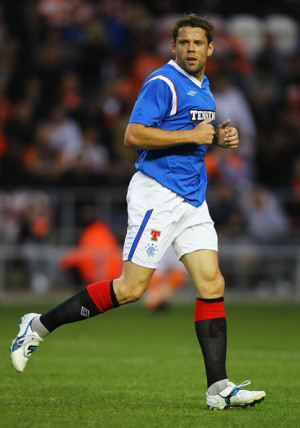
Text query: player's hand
215 119 239 148
192 119 215 145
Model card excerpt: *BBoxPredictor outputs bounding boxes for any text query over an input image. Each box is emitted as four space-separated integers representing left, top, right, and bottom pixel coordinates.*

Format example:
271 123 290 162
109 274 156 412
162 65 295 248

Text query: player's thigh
181 250 224 299
123 172 179 269
113 260 156 304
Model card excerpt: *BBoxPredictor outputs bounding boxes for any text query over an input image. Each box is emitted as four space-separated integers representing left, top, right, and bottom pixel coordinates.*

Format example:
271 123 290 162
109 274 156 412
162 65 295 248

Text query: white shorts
123 172 218 269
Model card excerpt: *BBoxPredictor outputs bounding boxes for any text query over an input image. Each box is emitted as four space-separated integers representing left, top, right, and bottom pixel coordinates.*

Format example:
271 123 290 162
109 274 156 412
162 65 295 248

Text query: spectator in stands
208 182 245 241
62 126 111 186
212 74 257 159
22 123 68 185
8 192 54 294
43 105 83 166
59 204 123 287
241 185 289 244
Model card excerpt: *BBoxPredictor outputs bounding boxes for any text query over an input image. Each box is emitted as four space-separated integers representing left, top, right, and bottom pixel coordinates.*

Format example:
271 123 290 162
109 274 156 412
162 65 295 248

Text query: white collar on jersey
168 59 203 88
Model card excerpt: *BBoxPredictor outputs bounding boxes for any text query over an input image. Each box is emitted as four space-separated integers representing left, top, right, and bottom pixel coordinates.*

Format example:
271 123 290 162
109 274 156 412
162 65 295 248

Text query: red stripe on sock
87 280 115 313
194 298 225 322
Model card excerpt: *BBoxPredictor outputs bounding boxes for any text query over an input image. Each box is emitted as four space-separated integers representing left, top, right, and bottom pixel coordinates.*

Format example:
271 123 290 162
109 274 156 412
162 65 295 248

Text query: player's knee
128 285 145 302
114 278 149 304
198 271 225 299
213 272 225 296
122 284 146 303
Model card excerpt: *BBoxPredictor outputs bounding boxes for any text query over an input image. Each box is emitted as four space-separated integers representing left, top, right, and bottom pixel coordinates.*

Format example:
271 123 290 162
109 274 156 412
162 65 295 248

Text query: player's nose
187 42 195 51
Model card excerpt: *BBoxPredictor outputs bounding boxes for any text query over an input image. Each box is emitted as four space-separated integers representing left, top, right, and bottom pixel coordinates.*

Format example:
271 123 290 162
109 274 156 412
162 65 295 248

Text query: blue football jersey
129 60 216 207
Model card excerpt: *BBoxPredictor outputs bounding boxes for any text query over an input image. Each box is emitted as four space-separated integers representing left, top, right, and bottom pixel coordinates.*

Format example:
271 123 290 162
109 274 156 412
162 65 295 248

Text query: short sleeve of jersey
129 77 173 127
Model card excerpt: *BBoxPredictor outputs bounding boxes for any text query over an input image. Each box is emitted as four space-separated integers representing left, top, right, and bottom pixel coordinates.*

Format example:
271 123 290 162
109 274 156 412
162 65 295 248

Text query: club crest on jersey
150 230 161 241
189 110 215 121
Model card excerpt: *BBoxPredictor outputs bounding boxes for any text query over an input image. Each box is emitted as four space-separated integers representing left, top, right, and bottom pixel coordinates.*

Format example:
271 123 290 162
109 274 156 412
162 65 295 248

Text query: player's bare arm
213 119 239 148
124 120 215 149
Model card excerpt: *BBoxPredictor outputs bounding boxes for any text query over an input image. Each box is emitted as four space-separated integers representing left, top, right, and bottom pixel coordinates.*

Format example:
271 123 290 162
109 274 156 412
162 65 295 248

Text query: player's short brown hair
171 13 214 44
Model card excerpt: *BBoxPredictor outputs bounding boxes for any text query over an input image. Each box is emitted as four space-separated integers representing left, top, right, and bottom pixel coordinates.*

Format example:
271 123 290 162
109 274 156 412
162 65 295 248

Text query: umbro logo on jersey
187 90 197 96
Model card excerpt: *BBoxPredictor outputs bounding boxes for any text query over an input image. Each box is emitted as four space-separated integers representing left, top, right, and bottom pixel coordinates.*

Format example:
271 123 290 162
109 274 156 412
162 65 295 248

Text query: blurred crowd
0 0 299 251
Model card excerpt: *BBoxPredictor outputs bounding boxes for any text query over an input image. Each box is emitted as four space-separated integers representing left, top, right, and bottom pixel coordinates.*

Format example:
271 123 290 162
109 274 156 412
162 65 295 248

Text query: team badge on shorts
145 243 158 257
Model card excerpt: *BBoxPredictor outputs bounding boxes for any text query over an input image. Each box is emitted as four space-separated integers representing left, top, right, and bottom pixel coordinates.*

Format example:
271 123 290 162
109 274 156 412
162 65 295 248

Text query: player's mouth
186 57 197 65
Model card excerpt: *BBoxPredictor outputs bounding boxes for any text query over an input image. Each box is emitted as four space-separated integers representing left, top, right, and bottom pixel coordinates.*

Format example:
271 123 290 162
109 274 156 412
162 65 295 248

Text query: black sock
195 316 227 388
40 287 100 332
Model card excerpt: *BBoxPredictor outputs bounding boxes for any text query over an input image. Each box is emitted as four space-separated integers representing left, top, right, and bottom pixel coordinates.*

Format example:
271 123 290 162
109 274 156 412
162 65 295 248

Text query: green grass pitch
1 301 300 427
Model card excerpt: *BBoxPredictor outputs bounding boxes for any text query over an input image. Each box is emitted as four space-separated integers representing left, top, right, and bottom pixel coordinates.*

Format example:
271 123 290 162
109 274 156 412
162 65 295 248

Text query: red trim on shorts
87 280 115 313
194 298 225 322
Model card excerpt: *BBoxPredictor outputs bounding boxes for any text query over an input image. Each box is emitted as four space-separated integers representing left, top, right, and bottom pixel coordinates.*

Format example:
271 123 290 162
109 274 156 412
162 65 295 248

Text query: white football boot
207 380 266 410
10 313 43 373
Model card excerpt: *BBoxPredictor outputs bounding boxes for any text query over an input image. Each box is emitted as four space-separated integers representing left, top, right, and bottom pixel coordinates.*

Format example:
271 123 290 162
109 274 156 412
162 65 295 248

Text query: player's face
172 26 214 80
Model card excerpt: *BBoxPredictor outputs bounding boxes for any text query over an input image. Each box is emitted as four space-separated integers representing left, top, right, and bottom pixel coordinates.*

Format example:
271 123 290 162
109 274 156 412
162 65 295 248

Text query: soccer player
10 14 266 410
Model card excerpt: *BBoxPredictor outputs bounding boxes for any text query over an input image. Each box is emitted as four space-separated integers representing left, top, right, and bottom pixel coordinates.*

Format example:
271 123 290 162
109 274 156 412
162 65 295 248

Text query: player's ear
207 41 214 57
172 39 176 55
